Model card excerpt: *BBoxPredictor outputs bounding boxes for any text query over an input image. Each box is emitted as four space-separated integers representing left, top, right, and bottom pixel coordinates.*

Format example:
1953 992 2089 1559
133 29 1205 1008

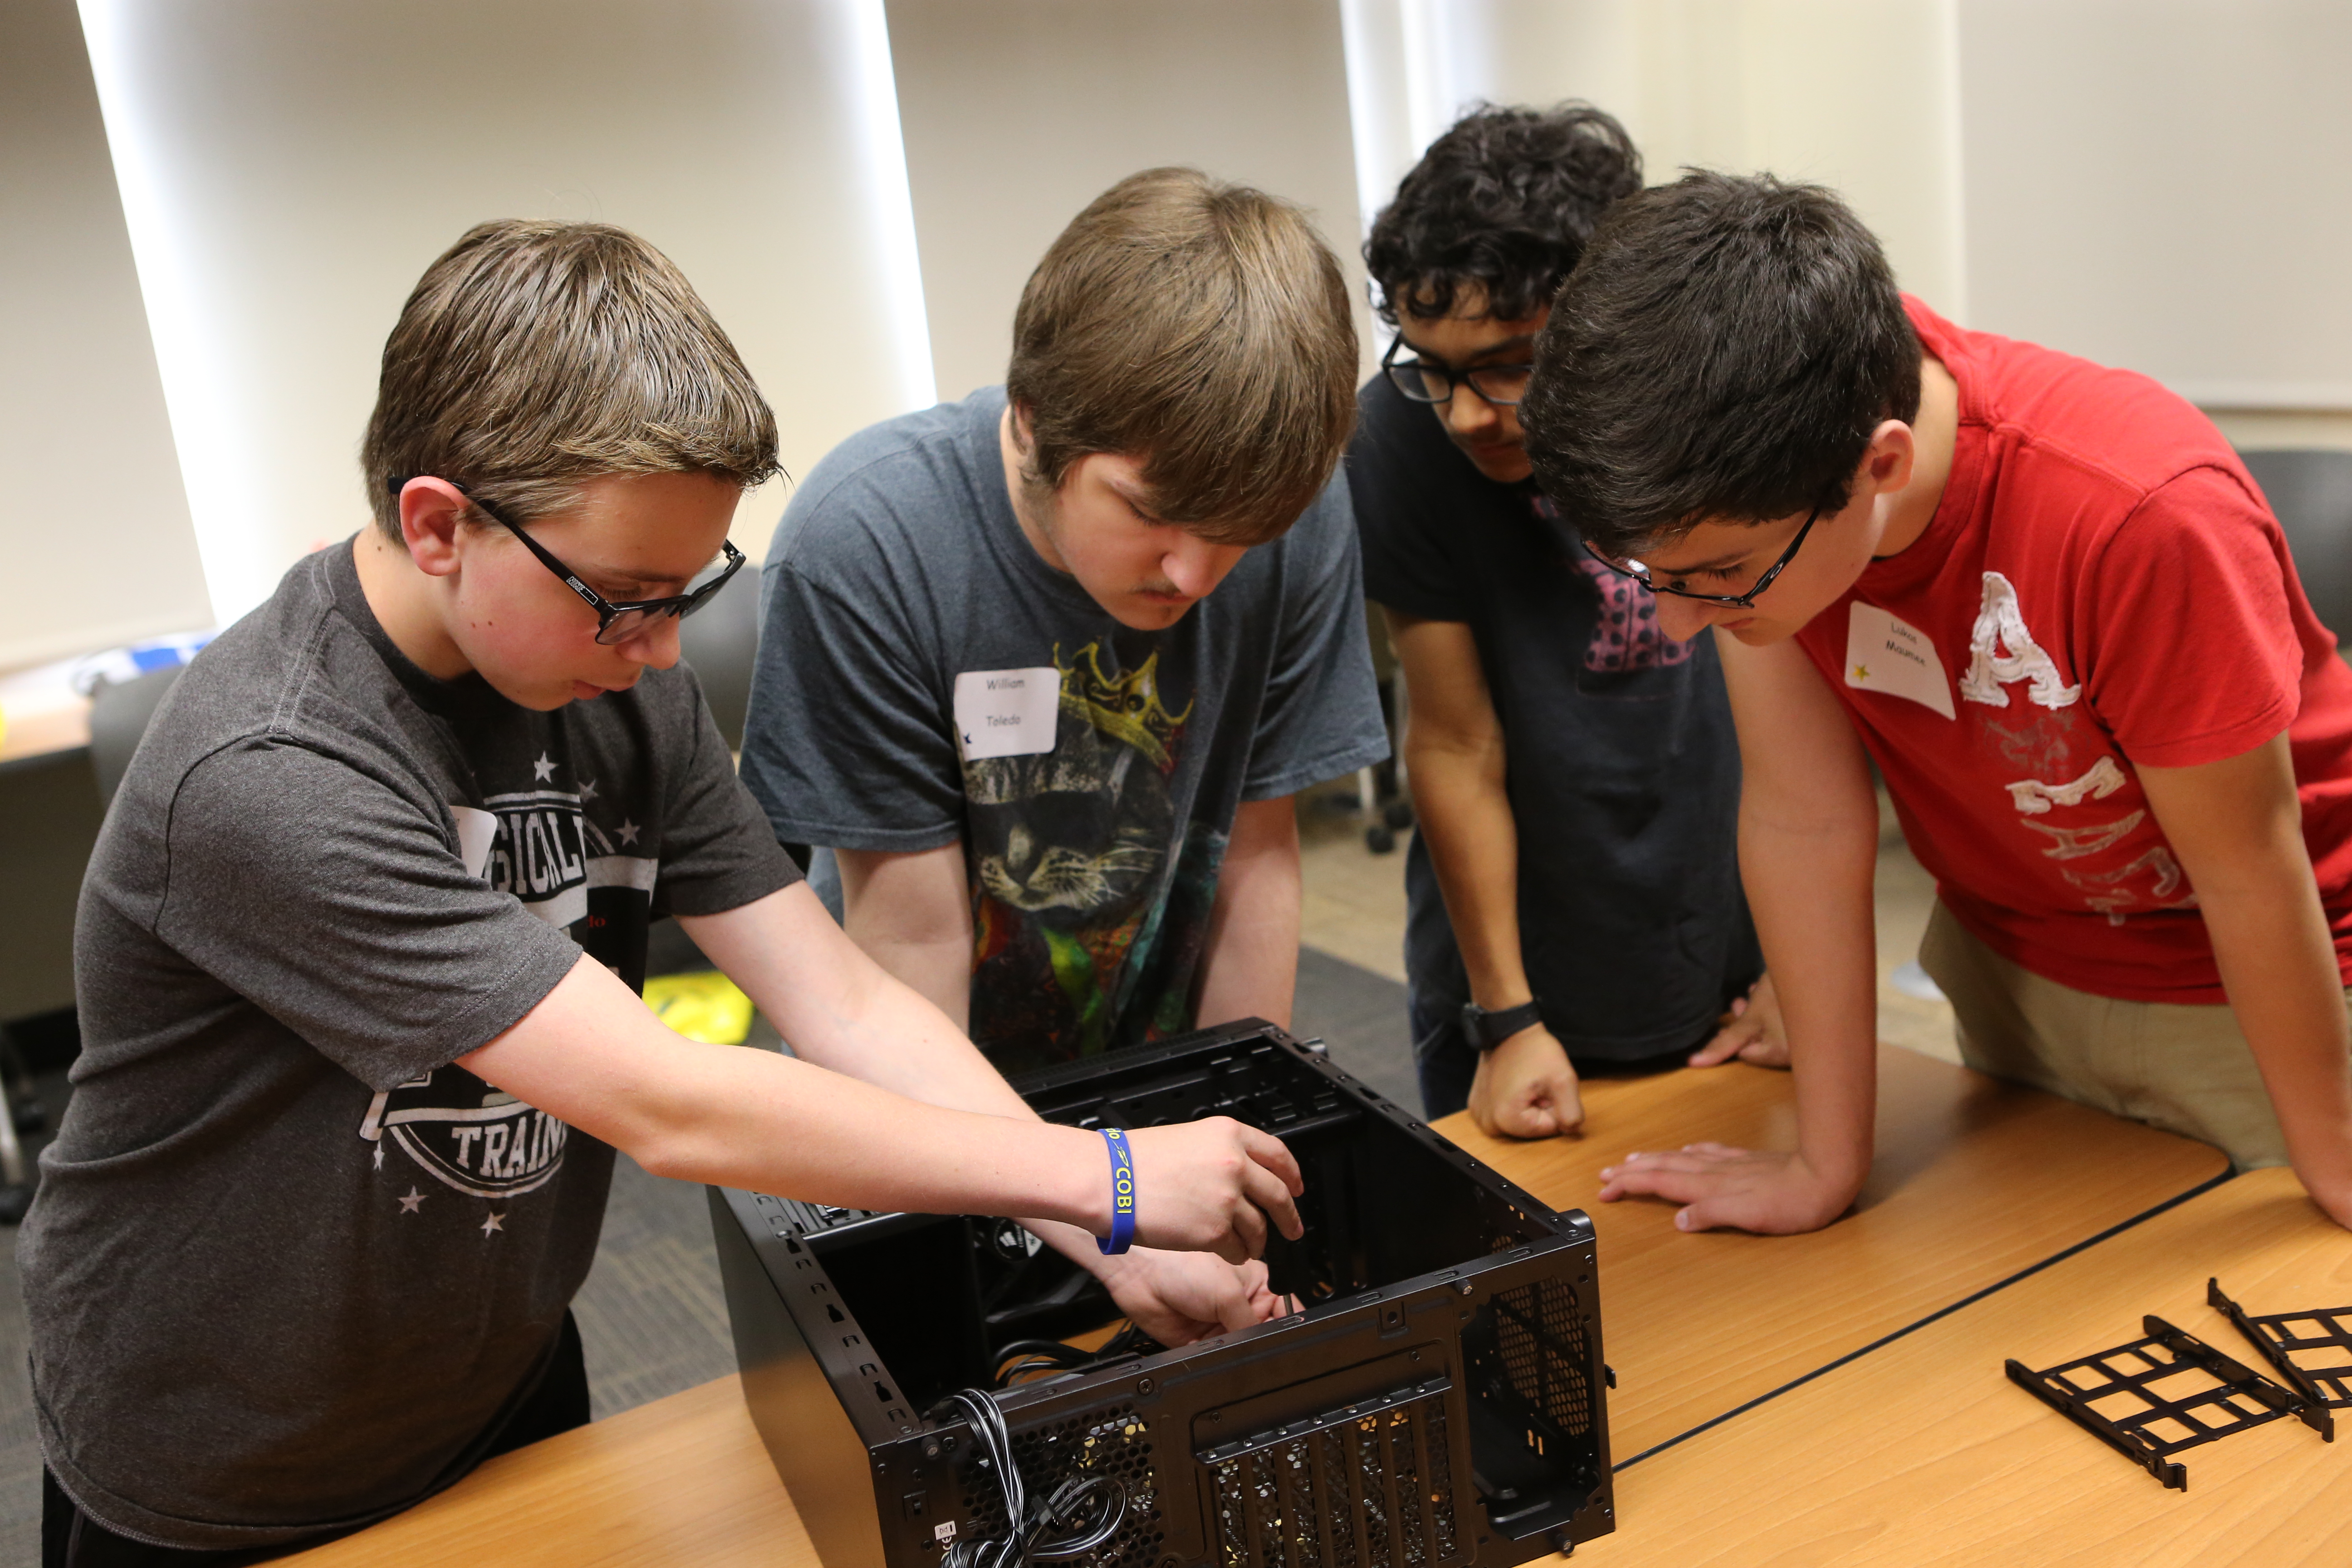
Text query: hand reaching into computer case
1117 1115 1305 1262
1092 1249 1287 1345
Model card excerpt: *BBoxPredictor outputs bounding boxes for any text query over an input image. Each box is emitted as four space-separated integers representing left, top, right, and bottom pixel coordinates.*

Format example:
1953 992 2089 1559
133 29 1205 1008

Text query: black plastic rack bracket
2208 1276 2352 1418
2006 1315 2327 1490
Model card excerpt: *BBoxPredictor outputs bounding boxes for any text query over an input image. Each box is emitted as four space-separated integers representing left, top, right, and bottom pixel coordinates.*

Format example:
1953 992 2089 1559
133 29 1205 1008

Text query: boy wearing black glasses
25 220 1300 1565
1347 105 1779 1140
1522 173 2352 1237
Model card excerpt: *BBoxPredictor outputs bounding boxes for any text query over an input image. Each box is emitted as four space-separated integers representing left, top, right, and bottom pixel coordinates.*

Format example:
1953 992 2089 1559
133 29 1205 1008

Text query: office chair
678 563 762 751
2241 449 2352 643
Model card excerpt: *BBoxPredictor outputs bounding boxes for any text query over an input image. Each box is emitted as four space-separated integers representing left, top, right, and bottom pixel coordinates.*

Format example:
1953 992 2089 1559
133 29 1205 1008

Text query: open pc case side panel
713 1022 1615 1568
709 1185 891 1568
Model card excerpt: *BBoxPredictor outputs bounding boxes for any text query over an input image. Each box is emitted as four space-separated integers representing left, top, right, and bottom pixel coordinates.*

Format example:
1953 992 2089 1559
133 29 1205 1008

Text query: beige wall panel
1960 0 2352 410
0 0 208 671
1426 0 1967 320
80 0 934 622
887 0 1374 402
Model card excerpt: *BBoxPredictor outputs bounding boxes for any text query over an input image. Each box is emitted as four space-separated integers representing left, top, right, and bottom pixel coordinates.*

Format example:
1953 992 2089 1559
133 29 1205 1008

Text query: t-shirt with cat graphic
1789 297 2352 1002
23 539 798 1551
1348 371 1761 1064
743 386 1389 1075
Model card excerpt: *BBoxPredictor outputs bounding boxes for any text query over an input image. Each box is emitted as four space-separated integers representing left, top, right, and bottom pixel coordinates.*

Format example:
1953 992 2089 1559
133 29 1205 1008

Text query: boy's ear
397 478 475 579
1860 418 1917 499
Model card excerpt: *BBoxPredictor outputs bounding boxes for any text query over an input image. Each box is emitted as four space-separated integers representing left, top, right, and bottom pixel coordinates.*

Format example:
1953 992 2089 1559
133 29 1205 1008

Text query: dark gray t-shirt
741 387 1387 1073
22 541 798 1552
1348 373 1759 1059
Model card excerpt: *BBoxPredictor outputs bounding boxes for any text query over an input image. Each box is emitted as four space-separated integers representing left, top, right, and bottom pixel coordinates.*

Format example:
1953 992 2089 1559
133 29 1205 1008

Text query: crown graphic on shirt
1055 642 1194 768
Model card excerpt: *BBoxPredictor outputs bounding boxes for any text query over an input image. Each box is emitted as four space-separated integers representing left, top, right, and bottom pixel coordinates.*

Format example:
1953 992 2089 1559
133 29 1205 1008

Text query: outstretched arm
1388 608 1583 1138
1599 632 1879 1232
462 883 1305 1340
836 841 976 1033
2140 732 2352 1229
1193 794 1303 1030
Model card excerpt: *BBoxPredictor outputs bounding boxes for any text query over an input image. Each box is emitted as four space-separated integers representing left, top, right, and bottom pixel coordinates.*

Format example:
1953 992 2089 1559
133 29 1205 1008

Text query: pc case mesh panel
1492 1280 1593 1444
1206 1384 1460 1568
957 1404 1164 1568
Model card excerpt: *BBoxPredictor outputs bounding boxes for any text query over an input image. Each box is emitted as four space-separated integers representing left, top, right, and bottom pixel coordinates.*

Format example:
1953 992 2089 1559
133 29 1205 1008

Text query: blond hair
361 220 778 536
1007 169 1357 545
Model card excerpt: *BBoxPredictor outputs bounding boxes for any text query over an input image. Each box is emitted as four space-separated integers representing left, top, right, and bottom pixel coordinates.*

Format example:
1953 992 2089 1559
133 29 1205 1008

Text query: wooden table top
288 1374 811 1568
1585 1167 2352 1567
1431 1046 2231 1460
296 1045 2232 1564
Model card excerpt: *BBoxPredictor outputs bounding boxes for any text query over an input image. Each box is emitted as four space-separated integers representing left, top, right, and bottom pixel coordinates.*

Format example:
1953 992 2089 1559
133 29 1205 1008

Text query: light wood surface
0 665 90 764
1585 1167 2352 1566
287 1375 811 1567
1433 1045 2231 1459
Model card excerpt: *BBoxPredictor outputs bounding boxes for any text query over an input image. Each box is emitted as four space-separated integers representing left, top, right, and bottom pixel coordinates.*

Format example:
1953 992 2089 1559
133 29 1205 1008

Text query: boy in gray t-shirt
743 171 1389 1075
27 221 1302 1563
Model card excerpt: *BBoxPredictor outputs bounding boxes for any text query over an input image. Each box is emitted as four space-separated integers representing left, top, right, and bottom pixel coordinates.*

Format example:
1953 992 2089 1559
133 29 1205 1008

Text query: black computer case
710 1020 1613 1568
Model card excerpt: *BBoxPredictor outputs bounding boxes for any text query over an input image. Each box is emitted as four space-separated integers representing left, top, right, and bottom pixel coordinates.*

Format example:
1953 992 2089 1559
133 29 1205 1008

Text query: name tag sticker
1844 602 1956 719
953 666 1061 761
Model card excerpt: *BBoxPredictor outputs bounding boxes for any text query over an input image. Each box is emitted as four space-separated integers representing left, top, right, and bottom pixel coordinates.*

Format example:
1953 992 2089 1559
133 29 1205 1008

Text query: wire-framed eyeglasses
1579 502 1825 608
1380 336 1534 408
390 478 745 645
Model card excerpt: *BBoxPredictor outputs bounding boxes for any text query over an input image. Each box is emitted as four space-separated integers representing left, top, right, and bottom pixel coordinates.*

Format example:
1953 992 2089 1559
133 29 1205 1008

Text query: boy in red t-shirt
1518 172 2352 1235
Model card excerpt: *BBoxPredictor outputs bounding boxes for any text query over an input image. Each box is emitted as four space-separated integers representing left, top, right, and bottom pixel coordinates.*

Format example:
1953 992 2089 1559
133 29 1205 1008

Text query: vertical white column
78 0 938 624
847 0 938 414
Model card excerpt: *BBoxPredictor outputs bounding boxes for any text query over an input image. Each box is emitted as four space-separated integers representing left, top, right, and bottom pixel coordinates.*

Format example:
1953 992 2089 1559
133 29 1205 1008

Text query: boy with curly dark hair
1348 105 1780 1141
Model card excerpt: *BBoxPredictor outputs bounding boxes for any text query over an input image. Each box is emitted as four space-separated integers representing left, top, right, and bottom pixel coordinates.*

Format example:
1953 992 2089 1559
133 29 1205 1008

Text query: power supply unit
710 1019 1613 1568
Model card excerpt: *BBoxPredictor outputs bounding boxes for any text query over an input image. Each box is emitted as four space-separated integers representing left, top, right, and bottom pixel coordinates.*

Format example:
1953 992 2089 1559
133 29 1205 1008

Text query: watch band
1461 999 1544 1051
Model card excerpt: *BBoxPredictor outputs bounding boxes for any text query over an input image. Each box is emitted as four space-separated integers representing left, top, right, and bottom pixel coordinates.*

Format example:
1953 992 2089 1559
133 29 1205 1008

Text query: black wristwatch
1461 999 1544 1051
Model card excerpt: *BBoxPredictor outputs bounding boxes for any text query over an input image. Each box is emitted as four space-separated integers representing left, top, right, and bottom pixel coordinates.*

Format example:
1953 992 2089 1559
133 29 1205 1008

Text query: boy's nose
1652 592 1716 644
619 615 684 670
1443 386 1503 440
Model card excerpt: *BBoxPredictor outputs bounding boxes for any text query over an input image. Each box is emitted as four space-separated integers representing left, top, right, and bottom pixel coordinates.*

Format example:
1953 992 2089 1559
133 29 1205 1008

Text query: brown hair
1006 168 1357 545
361 219 779 537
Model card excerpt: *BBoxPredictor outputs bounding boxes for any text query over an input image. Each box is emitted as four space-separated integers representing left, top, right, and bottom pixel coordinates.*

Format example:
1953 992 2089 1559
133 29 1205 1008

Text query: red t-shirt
1793 299 2352 1002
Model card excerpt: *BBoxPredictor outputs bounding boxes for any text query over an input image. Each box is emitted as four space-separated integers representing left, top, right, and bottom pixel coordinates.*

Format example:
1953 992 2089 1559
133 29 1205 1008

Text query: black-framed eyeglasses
1381 336 1534 407
390 478 745 645
1579 502 1824 608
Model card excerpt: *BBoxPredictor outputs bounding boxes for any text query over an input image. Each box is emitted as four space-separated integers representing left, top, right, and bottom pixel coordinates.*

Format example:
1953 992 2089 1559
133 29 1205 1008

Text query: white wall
1340 0 1968 320
17 0 2351 663
77 0 935 625
1 0 210 671
1960 0 2352 424
885 0 1373 403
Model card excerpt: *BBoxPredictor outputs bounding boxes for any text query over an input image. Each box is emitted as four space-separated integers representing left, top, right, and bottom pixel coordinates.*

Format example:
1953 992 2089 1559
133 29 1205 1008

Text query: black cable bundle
936 1389 1128 1568
990 1323 1163 1388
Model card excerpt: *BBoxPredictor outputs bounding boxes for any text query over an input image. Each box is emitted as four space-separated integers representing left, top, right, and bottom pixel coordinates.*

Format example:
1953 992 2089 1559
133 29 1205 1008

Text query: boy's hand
1468 1025 1585 1138
1124 1118 1304 1263
1688 973 1789 1068
1597 1142 1857 1234
1094 1251 1289 1345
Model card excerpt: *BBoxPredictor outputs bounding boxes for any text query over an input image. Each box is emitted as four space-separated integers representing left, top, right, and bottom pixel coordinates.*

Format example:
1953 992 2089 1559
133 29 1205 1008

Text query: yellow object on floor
642 970 755 1045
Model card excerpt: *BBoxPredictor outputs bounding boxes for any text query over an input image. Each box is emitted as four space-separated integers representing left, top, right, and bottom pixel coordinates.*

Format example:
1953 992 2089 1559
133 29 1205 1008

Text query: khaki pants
1917 901 2352 1170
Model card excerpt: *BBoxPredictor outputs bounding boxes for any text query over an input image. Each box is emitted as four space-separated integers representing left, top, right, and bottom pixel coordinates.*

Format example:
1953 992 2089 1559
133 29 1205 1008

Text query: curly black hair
1364 103 1643 325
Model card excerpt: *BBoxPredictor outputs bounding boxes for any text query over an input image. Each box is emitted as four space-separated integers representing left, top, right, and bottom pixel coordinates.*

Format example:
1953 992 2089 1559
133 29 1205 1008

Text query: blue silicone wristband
1098 1127 1137 1255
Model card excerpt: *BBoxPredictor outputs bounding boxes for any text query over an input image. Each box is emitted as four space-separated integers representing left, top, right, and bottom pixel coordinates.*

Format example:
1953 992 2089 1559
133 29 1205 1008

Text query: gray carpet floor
0 939 1412 1557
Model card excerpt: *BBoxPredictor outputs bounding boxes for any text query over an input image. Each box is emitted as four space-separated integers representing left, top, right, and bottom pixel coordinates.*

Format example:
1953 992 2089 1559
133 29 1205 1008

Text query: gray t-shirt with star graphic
21 539 798 1552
